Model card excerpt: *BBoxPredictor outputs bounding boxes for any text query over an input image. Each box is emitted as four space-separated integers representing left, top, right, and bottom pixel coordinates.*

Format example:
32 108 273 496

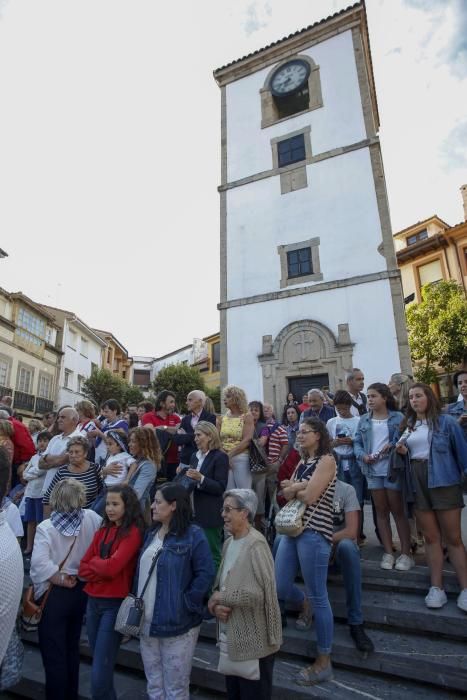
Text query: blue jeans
274 536 363 626
86 596 123 700
275 529 333 654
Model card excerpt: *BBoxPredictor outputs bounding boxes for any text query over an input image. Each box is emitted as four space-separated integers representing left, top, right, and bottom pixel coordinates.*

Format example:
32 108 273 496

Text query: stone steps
345 558 460 596
9 636 463 700
200 617 467 693
327 586 467 641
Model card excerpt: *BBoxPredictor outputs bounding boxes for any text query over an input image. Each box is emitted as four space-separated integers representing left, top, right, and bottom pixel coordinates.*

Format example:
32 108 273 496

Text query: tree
206 385 221 413
152 364 207 410
82 369 125 408
406 281 467 384
122 384 145 407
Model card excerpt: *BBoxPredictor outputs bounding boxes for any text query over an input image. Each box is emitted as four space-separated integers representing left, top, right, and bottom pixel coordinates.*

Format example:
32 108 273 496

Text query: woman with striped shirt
43 436 103 509
274 417 337 686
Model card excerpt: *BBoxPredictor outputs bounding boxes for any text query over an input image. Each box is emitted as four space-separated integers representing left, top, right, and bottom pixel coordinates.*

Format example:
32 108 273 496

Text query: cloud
243 1 272 37
386 46 402 55
404 0 467 77
440 120 467 169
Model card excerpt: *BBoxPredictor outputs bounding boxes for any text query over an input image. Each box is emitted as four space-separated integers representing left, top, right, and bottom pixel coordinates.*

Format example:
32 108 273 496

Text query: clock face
270 60 310 97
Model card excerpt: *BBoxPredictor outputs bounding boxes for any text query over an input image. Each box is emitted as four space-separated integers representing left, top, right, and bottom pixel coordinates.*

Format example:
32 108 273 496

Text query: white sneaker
380 553 395 570
457 589 467 613
395 554 415 571
425 586 448 609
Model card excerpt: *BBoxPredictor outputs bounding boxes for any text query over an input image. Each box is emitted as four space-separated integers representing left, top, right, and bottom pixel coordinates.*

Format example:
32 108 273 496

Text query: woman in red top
79 484 144 700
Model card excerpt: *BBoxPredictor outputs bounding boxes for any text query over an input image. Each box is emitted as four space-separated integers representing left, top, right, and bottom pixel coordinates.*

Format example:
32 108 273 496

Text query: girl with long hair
396 383 467 611
79 485 145 700
354 383 413 571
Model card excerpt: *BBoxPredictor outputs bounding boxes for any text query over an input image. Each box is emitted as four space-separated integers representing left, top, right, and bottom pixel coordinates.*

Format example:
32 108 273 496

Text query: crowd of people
0 367 466 699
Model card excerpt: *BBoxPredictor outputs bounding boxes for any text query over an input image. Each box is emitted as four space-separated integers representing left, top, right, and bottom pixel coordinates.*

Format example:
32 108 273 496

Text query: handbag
0 624 24 690
249 438 269 474
275 497 307 537
275 458 331 538
217 631 260 680
173 467 198 494
21 537 77 632
115 546 163 637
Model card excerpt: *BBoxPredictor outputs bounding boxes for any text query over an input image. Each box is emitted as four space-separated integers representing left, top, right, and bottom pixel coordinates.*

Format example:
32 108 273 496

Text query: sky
0 0 466 358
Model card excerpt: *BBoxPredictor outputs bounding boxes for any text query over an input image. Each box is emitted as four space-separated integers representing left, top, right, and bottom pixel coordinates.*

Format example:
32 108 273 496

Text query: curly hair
101 484 145 537
248 400 265 423
129 427 162 466
66 435 90 453
223 385 248 414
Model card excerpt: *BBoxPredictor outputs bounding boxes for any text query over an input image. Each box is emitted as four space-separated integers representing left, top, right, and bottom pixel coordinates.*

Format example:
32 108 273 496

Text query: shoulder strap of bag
59 536 78 570
139 543 163 599
292 457 318 482
304 476 336 519
36 536 77 613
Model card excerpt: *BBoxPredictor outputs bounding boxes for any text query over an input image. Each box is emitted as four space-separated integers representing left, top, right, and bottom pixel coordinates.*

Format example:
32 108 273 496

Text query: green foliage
406 281 467 382
82 369 144 409
152 364 207 411
206 385 221 413
122 384 145 407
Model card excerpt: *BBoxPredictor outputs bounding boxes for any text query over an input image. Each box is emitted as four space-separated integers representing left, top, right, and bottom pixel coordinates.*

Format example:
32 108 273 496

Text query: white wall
227 278 401 400
226 147 384 300
226 30 366 184
151 346 193 380
58 320 103 407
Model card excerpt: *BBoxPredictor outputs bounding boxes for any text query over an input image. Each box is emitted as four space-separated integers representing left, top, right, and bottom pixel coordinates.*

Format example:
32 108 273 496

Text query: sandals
296 663 333 685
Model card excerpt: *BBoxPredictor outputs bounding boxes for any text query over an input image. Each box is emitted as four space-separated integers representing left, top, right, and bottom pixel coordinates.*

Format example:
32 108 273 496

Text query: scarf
50 508 84 536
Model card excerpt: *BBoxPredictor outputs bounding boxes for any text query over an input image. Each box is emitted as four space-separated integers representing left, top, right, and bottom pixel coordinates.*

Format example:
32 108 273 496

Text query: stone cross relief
292 331 320 361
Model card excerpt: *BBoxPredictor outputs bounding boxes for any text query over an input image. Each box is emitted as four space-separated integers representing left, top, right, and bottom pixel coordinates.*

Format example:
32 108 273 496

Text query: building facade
393 193 467 304
0 289 61 418
93 329 133 383
214 2 410 413
41 305 106 408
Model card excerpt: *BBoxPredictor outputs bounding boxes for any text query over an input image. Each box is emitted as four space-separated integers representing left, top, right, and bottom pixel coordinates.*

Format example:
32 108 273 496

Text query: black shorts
411 459 464 511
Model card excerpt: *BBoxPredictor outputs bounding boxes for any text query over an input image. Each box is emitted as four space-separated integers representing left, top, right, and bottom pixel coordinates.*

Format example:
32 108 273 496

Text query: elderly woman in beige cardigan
208 488 282 699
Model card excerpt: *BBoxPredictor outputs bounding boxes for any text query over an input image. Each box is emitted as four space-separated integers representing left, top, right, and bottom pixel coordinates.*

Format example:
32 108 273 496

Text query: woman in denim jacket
354 383 413 572
134 483 215 700
395 383 467 612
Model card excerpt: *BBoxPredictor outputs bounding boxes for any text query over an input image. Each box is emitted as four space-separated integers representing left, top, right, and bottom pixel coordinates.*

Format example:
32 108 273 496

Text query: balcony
3 388 55 415
35 397 54 415
13 391 35 412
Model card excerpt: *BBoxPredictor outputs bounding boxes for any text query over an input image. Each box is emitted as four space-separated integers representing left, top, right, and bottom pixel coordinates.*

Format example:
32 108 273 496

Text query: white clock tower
214 2 411 411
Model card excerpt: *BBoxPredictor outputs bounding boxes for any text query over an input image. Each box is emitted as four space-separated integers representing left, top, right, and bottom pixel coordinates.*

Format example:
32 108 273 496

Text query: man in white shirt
345 368 367 417
40 408 84 512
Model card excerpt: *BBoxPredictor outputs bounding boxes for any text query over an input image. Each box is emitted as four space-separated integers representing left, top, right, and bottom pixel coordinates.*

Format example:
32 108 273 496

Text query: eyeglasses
221 506 244 514
298 429 318 436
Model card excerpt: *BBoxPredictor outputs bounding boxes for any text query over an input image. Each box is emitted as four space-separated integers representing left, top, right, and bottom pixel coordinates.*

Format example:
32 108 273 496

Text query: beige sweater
215 527 282 661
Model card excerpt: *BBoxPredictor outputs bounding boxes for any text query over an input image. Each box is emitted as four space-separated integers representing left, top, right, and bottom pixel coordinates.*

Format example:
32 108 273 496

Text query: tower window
277 134 306 168
287 247 312 278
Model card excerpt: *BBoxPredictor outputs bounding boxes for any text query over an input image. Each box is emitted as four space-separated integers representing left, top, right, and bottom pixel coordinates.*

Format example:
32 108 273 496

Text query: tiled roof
393 215 450 238
214 2 362 74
